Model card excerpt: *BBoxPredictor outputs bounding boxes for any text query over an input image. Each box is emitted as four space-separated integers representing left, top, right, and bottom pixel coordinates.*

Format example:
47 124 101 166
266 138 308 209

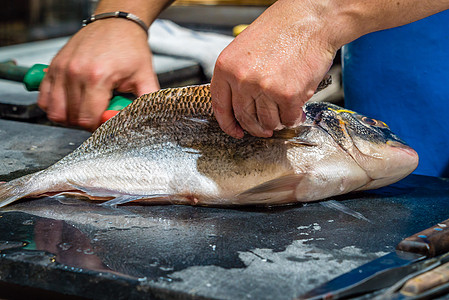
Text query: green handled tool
0 60 132 123
0 61 47 91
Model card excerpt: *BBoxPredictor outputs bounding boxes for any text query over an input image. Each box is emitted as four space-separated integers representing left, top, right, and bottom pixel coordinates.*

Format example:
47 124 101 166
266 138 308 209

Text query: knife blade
299 218 449 300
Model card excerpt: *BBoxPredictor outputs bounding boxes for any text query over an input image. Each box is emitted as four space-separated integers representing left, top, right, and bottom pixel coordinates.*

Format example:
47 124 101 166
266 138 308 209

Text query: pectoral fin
234 174 305 205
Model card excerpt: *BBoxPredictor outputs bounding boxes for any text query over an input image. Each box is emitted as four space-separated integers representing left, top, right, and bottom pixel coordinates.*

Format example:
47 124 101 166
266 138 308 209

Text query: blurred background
0 0 277 47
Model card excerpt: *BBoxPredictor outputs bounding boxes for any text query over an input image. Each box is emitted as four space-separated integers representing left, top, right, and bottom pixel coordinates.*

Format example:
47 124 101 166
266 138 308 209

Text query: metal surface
301 251 439 299
0 61 27 82
301 218 449 299
0 119 449 299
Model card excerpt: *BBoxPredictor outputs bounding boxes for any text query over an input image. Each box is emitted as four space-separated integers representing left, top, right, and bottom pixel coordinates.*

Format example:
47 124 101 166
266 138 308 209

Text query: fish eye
362 117 377 126
359 116 389 128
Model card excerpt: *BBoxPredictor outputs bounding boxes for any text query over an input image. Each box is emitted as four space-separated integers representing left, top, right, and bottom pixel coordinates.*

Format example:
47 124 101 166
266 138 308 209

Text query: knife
299 218 449 300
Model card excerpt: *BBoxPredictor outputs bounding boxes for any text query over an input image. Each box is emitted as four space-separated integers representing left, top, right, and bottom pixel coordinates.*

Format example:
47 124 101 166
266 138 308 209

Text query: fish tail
0 173 42 208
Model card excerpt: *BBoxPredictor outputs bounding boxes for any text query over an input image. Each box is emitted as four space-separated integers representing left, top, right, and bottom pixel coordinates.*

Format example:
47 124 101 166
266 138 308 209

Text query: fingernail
290 111 306 127
274 123 285 131
301 111 306 122
263 130 273 137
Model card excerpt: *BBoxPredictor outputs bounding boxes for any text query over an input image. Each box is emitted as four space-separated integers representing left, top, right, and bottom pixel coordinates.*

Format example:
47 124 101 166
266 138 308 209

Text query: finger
233 94 273 138
45 72 68 125
134 70 160 96
37 75 51 111
78 84 111 131
65 71 83 126
277 94 306 127
279 106 306 128
254 93 281 131
211 80 244 139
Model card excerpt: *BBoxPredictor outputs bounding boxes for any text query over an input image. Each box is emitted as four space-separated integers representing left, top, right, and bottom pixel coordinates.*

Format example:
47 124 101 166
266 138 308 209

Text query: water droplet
159 266 174 271
58 242 72 251
159 276 173 282
22 219 34 226
83 249 94 255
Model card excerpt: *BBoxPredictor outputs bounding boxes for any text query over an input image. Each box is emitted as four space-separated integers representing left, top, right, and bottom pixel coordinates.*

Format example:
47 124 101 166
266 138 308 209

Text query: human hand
38 19 160 131
210 0 337 138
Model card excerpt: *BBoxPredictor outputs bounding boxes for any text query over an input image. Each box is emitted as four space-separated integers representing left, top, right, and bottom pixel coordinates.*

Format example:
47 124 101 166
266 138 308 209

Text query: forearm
94 0 175 26
322 0 449 48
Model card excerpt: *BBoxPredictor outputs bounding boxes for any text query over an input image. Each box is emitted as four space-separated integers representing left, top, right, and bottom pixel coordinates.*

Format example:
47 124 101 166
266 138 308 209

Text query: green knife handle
397 218 449 257
101 96 133 123
23 63 48 91
1 62 132 123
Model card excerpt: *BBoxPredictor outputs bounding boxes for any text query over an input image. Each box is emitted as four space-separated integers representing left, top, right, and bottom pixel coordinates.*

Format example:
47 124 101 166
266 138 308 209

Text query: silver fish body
0 84 418 207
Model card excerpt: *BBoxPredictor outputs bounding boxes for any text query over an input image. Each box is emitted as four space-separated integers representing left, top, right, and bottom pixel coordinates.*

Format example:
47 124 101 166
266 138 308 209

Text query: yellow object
327 107 355 114
401 262 449 296
233 24 248 36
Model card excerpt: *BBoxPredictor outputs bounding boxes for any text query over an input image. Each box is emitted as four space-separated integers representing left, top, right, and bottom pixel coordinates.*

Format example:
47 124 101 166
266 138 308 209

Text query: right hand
38 18 160 131
211 0 337 139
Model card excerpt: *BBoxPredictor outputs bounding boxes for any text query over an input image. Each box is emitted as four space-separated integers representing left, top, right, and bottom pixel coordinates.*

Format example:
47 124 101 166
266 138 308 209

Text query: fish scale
0 83 418 208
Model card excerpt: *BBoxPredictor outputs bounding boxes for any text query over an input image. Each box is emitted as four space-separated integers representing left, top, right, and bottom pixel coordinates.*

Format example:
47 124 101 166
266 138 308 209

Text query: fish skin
0 83 418 208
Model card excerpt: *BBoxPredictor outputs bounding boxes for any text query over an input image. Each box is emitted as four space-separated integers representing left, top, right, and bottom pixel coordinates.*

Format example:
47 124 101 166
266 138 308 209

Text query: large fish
0 84 418 208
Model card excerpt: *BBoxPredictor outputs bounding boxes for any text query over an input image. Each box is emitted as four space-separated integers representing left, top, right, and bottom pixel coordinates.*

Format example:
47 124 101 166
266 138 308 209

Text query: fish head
304 102 419 190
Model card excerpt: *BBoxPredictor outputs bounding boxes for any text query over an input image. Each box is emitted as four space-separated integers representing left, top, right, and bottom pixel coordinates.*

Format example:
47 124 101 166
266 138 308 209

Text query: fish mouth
386 140 419 165
385 140 417 157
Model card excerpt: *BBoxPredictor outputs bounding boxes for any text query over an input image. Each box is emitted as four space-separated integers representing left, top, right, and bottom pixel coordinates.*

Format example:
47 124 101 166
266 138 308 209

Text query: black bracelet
82 11 149 35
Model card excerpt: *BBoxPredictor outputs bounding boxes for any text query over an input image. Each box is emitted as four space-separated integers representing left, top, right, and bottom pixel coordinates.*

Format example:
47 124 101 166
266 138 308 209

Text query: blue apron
342 10 449 178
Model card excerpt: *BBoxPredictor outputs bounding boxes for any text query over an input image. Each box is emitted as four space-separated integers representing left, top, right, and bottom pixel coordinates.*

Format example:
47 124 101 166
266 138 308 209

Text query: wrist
308 0 368 51
83 11 149 35
93 0 175 26
80 17 150 41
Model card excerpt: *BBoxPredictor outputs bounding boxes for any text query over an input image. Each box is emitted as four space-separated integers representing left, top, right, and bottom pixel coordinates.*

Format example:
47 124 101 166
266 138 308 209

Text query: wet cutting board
0 119 449 299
